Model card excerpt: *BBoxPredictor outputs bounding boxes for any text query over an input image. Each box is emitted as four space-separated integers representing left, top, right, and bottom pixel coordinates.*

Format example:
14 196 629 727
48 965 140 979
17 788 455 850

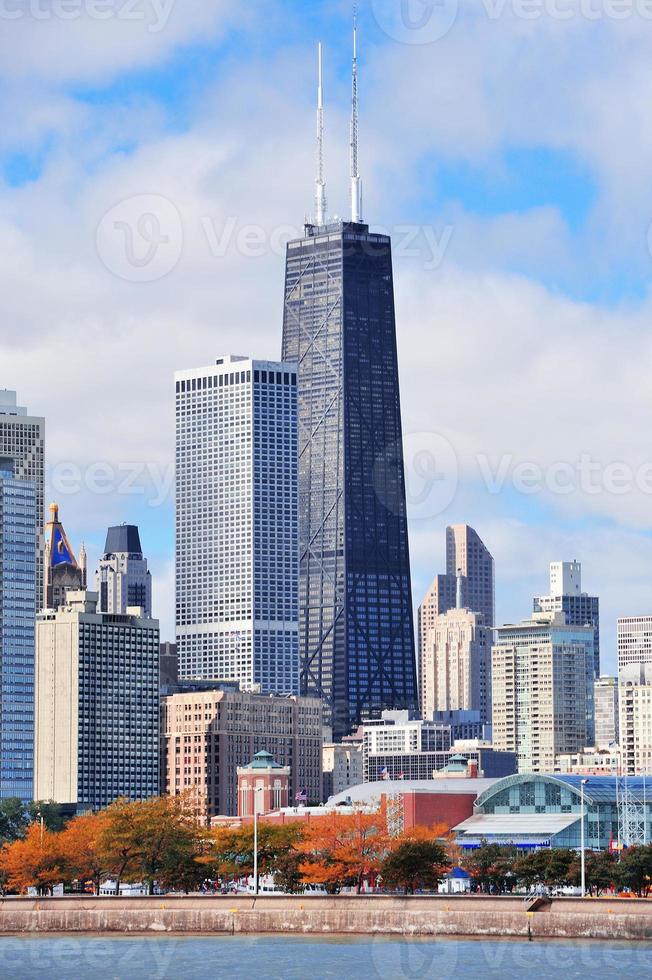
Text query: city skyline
5 6 652 671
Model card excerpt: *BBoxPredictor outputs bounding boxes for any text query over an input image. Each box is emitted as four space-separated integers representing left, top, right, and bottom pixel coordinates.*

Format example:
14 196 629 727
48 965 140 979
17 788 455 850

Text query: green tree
28 801 65 833
0 799 28 843
570 850 621 896
272 847 304 894
213 822 305 891
462 843 517 893
618 845 652 897
380 839 451 894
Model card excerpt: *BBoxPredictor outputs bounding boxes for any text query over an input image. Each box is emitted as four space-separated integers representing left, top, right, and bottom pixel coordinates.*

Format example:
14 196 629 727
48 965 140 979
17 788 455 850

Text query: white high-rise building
175 355 298 694
619 663 652 775
0 390 44 602
96 524 151 618
534 561 600 677
492 612 595 773
617 616 652 671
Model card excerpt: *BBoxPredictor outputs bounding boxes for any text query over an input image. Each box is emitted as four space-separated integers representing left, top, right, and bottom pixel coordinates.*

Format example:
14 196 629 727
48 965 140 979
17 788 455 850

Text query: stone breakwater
0 895 651 940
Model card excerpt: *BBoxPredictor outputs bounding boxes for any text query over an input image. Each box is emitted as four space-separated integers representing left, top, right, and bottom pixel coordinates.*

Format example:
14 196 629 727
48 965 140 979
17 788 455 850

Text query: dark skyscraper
282 220 417 738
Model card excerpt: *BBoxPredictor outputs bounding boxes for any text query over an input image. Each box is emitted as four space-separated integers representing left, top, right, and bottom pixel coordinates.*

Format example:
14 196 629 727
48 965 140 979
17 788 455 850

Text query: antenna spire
350 2 362 223
315 42 327 226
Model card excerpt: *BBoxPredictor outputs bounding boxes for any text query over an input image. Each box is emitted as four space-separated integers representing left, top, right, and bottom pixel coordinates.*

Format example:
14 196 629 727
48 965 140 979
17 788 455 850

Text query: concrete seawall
1 895 651 940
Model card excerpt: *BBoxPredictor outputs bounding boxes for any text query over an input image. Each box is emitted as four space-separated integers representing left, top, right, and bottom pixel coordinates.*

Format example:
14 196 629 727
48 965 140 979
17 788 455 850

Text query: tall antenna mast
350 3 363 223
315 41 327 226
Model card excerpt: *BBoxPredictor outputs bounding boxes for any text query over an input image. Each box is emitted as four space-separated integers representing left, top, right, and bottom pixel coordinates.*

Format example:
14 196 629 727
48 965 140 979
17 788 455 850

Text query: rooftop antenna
350 2 363 223
315 42 327 226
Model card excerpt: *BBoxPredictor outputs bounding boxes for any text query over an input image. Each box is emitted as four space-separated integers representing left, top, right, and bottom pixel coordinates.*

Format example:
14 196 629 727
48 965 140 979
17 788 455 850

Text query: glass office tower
0 464 37 802
282 220 417 738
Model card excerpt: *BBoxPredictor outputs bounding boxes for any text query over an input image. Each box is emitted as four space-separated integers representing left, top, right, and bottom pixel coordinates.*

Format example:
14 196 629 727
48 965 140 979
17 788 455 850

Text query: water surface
1 934 650 979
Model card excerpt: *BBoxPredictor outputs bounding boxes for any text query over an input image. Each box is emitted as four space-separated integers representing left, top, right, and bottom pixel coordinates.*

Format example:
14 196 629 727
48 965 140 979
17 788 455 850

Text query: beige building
420 607 491 722
418 525 494 703
491 612 595 774
594 675 619 748
34 591 160 809
555 747 621 775
619 663 652 775
322 741 363 800
161 686 323 817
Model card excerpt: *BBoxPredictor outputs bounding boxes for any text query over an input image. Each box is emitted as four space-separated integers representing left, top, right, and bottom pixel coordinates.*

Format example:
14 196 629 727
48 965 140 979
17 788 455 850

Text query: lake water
1 934 651 979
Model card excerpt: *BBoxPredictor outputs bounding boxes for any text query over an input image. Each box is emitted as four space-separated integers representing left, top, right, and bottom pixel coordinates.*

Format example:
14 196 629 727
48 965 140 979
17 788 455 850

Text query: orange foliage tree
295 805 390 893
0 822 65 895
58 810 111 894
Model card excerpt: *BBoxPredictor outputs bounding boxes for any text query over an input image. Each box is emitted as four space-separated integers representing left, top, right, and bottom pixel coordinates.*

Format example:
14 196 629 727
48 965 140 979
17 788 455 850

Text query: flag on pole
380 767 389 781
295 788 308 803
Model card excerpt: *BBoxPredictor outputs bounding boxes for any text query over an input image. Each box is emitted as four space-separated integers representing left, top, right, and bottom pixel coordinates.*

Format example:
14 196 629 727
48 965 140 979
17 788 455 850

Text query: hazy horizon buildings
96 524 151 618
0 464 37 802
175 356 299 695
282 219 418 738
534 560 600 677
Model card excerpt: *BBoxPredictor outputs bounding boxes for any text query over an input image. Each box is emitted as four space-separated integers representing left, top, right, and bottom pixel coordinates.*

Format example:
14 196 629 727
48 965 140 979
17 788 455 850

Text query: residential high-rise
281 219 417 737
446 525 495 629
619 663 652 775
594 675 619 748
96 524 151 618
44 503 86 610
161 686 323 817
0 391 44 603
175 356 298 695
534 561 600 676
491 612 595 773
34 591 159 810
417 573 457 681
418 525 494 705
617 616 652 671
421 606 491 723
0 464 37 802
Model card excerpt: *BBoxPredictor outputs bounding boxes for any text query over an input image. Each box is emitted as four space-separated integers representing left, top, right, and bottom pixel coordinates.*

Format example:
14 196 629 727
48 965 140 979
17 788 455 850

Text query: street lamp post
253 786 263 897
580 778 589 898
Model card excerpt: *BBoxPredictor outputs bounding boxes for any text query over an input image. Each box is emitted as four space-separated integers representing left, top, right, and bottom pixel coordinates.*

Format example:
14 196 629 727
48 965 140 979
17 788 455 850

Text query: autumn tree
380 826 451 894
110 794 210 895
0 822 65 895
58 811 111 895
295 806 390 894
96 798 143 894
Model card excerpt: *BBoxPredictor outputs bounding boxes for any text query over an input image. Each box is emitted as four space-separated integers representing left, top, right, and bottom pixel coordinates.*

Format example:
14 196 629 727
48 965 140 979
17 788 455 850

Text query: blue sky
3 1 652 670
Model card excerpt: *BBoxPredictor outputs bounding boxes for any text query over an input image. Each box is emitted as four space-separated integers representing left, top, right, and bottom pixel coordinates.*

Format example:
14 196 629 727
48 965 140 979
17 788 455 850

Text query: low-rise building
454 773 650 851
161 686 323 817
322 741 363 800
555 746 621 775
